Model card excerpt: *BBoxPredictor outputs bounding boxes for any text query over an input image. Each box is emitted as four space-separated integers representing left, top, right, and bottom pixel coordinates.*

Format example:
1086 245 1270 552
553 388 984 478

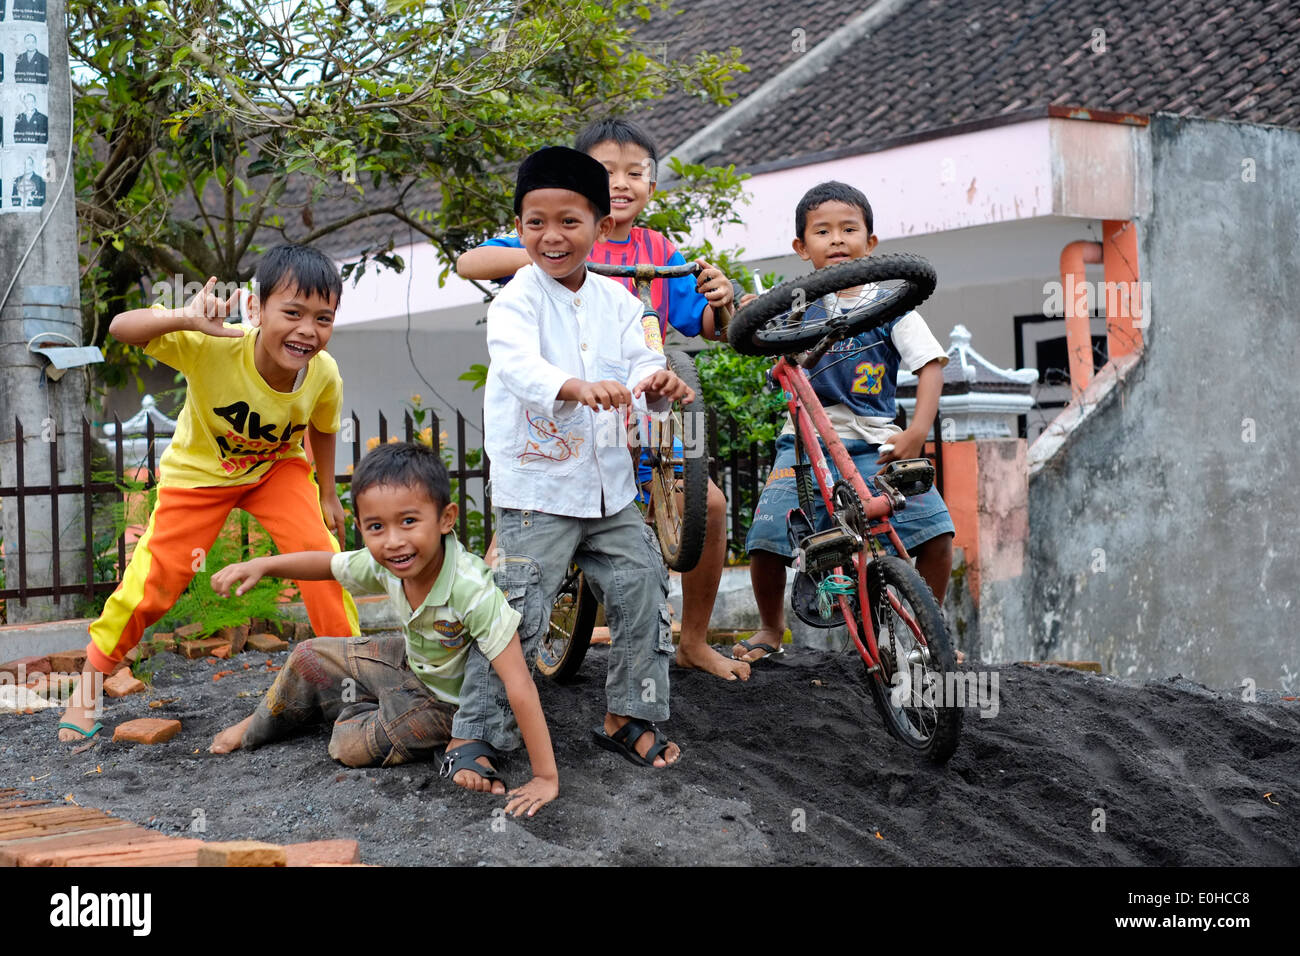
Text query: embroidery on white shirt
519 410 585 464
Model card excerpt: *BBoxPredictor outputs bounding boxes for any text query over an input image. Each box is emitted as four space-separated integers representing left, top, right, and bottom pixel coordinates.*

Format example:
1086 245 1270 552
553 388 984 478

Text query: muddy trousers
241 635 456 768
85 458 359 673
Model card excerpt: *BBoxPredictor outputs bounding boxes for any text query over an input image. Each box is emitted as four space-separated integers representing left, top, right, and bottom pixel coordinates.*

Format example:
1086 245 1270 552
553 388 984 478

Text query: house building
106 0 1300 687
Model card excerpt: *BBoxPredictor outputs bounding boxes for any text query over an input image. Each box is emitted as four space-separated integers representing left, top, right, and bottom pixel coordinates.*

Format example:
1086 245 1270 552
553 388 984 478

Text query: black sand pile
2 644 1296 866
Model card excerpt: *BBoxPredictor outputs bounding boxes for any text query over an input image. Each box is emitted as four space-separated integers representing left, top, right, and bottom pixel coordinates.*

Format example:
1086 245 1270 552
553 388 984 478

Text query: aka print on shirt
212 400 308 476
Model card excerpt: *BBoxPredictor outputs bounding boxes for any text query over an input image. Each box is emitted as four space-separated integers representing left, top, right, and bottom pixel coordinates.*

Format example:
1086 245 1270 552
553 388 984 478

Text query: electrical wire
402 223 483 434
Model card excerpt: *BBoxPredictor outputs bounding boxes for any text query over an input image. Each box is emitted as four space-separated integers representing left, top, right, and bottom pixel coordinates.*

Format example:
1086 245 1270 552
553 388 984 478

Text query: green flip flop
57 721 103 740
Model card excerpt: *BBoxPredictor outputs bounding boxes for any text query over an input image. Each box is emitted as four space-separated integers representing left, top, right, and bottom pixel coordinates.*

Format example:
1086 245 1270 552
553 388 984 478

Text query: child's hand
564 379 633 411
211 559 264 598
504 775 559 817
320 488 346 541
876 428 927 469
182 277 244 338
634 368 694 405
694 258 733 311
738 293 758 309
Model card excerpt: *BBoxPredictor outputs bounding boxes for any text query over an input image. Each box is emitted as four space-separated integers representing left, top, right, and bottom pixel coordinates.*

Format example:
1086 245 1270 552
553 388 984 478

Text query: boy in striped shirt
209 442 559 817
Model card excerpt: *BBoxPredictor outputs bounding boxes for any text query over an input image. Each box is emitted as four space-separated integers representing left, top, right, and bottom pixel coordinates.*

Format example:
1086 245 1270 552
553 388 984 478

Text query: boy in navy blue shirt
738 182 955 663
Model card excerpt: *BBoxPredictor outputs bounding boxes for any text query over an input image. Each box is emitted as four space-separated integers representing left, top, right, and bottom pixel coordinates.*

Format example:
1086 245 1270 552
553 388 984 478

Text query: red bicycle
728 254 962 762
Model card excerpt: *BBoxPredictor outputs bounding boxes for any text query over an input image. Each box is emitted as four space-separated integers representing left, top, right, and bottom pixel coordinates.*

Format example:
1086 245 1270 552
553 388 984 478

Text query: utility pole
0 0 89 623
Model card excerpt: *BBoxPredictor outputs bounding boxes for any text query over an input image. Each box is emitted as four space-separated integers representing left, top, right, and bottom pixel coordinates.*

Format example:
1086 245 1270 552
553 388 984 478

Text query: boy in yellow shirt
57 244 359 741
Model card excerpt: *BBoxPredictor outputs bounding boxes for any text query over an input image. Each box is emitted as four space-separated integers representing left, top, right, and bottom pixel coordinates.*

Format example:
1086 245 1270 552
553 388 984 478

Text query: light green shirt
329 535 521 705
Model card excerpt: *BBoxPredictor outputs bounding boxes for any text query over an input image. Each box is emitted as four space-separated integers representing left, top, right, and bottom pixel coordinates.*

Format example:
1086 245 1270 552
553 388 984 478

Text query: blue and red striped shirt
479 227 707 339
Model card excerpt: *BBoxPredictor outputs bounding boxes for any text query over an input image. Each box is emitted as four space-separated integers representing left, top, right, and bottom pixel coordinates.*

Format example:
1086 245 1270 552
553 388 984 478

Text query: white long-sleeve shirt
484 263 669 517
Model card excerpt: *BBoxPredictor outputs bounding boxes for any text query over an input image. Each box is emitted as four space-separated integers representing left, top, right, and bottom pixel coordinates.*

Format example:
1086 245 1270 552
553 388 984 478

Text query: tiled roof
690 0 1300 168
626 0 850 161
245 0 1300 261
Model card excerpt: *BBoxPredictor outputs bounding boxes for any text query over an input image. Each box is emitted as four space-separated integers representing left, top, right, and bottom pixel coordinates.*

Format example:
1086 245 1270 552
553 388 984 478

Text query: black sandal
592 717 676 768
733 638 785 661
440 741 505 787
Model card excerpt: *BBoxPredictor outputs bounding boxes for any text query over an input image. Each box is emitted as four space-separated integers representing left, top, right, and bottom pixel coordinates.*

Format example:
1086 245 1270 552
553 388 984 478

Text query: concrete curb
0 618 92 662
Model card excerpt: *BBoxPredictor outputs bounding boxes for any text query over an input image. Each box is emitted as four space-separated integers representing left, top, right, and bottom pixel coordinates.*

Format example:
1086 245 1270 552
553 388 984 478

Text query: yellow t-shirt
145 326 343 488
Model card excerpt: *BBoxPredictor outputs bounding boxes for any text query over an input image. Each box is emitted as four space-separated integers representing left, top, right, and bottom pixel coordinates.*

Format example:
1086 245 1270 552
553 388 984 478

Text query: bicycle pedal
796 527 861 575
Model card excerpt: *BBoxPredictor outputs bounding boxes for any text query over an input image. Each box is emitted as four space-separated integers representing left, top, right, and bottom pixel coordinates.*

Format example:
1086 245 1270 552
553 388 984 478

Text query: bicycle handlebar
587 262 701 280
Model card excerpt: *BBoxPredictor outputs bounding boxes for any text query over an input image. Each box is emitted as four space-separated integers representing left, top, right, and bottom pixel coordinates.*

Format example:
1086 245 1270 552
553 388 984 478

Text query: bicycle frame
770 354 929 674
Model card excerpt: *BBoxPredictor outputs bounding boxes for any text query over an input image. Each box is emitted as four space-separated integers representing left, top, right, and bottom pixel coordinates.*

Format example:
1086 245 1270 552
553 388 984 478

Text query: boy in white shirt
462 146 694 768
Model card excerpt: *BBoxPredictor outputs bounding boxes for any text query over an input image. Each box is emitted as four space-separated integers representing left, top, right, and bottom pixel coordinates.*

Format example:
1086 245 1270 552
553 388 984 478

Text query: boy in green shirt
210 442 558 817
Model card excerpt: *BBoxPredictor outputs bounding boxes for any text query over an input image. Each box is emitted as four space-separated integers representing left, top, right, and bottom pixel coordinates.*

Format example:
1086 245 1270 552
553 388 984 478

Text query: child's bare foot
443 739 507 795
56 668 103 742
676 637 751 681
210 715 253 754
731 627 785 663
600 713 680 768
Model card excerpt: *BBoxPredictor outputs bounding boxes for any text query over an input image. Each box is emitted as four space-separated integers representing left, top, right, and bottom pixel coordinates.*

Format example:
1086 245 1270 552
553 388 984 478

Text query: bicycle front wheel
864 555 963 763
728 254 937 356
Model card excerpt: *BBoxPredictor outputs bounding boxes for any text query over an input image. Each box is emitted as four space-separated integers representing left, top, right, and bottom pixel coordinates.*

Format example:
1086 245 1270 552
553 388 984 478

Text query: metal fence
0 406 953 609
0 409 781 608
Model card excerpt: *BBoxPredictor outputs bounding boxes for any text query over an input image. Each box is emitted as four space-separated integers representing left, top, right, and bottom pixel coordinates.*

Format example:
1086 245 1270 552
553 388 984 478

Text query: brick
197 840 287 867
146 633 176 655
0 799 52 811
179 637 230 659
284 840 360 866
113 718 182 745
246 632 288 653
0 808 124 840
263 618 292 638
217 624 249 655
174 622 205 639
57 839 204 867
2 825 159 866
293 622 312 642
47 649 87 673
211 644 231 659
103 669 146 698
0 656 51 682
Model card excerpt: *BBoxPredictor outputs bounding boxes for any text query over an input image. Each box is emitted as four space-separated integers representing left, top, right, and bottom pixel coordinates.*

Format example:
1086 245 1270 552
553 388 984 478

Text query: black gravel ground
2 642 1297 866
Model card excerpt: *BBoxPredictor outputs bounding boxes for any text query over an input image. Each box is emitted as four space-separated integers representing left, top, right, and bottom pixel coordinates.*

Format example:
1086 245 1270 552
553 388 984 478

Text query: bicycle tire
863 555 963 763
646 350 709 572
537 565 597 682
728 254 937 356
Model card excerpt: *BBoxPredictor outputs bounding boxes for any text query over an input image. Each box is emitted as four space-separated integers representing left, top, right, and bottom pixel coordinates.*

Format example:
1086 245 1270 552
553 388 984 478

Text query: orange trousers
86 458 359 673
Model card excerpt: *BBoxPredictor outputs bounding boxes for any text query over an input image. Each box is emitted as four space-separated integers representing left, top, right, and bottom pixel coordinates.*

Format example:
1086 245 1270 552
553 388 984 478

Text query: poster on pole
0 2 51 213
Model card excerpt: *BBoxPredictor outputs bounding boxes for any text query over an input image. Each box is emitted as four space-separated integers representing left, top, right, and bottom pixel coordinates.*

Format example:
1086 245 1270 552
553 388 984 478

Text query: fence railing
0 405 954 610
0 409 790 609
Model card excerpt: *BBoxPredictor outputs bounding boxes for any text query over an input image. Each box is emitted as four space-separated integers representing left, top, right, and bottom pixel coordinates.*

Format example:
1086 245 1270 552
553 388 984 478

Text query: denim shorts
745 432 954 559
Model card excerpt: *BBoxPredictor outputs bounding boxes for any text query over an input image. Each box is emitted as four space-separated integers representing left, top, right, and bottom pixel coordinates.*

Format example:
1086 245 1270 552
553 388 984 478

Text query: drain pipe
1059 240 1103 400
